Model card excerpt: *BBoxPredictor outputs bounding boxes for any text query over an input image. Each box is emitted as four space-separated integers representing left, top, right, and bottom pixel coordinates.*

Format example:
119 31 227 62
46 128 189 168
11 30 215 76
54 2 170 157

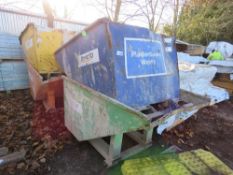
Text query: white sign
75 48 100 68
66 91 83 115
124 38 167 79
116 50 124 56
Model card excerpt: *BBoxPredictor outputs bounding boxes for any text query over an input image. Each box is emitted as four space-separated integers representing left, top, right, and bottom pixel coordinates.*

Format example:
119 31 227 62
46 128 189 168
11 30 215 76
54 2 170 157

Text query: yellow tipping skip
20 24 63 74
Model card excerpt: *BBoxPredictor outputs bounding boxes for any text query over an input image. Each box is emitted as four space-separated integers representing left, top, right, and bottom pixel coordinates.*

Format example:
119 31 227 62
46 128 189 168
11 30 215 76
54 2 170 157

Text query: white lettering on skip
141 60 156 65
130 51 160 58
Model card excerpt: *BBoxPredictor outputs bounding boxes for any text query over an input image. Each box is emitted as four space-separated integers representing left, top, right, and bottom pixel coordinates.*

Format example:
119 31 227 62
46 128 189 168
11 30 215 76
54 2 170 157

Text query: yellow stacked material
121 149 233 175
194 149 233 175
121 155 191 175
121 157 167 175
19 23 63 74
179 151 210 174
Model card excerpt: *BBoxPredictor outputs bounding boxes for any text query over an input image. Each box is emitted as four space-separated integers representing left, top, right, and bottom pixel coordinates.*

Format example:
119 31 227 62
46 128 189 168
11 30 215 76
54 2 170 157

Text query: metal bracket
89 128 153 166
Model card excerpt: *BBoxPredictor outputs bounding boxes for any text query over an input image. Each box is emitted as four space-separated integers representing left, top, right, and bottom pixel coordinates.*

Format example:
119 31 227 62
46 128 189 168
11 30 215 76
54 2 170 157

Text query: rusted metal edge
27 60 63 87
151 100 210 128
27 61 63 110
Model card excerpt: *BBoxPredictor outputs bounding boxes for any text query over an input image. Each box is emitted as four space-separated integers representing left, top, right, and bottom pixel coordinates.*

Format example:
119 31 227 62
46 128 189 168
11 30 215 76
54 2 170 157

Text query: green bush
164 0 233 45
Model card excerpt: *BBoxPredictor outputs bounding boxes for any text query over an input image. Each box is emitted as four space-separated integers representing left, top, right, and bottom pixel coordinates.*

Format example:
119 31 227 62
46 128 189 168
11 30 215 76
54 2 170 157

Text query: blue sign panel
124 38 167 78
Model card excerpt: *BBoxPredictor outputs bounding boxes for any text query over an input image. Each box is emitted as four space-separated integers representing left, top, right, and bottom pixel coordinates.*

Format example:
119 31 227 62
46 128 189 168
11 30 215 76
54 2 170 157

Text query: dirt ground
162 99 233 169
0 89 232 175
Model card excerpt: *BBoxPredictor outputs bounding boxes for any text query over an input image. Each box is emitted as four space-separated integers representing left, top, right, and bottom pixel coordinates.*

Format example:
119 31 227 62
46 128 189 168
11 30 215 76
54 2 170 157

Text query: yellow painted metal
121 149 233 175
20 24 64 74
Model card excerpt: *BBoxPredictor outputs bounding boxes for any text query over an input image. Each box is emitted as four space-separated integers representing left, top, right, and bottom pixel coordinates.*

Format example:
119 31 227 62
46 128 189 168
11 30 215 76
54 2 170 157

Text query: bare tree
92 0 184 34
93 0 122 22
92 0 144 23
172 0 179 36
132 0 170 32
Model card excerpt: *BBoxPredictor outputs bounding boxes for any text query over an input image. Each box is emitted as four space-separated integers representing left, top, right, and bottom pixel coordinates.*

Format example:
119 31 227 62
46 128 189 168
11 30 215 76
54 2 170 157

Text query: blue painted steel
0 61 29 91
0 32 25 59
55 18 180 108
163 36 180 100
56 22 115 98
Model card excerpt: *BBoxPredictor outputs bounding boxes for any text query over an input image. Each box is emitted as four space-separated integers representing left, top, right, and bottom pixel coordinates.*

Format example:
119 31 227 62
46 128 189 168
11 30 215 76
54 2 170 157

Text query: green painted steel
63 77 150 141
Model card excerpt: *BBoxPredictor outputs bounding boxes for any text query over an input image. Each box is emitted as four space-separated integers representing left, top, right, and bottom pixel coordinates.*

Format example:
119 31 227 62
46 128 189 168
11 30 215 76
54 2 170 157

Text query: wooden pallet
212 73 233 94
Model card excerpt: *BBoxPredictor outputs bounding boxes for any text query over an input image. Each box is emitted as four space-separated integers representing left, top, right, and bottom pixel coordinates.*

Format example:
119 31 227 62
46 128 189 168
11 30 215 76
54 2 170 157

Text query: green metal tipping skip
57 19 211 166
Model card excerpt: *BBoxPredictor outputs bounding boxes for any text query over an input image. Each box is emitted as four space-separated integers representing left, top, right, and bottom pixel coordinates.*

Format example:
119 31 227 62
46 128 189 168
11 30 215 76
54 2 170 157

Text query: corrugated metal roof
0 32 25 59
0 31 28 91
0 60 29 91
0 8 87 36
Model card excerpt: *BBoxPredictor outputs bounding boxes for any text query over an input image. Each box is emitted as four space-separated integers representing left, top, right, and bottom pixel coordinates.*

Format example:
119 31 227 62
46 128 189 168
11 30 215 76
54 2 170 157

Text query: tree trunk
113 0 122 22
43 0 54 28
173 0 179 37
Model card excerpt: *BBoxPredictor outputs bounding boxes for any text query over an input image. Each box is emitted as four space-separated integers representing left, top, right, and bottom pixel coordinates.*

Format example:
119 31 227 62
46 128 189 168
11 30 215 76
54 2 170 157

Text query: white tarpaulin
177 52 207 64
179 62 229 104
209 60 233 73
206 41 233 58
155 52 230 135
178 52 233 73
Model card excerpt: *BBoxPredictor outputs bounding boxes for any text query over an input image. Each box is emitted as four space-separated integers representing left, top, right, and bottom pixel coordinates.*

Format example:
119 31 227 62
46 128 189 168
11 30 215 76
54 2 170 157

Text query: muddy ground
162 99 233 169
0 89 232 175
